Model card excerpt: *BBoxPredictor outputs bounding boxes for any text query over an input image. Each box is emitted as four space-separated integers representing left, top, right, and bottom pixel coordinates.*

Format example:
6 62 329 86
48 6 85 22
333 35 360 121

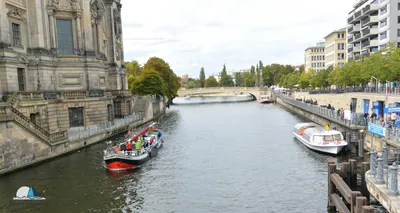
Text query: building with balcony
0 0 133 142
304 42 325 72
347 0 400 61
324 28 347 69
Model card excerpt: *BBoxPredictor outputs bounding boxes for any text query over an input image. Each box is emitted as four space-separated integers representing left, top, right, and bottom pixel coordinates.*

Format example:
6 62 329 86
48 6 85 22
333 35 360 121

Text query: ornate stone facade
0 0 132 135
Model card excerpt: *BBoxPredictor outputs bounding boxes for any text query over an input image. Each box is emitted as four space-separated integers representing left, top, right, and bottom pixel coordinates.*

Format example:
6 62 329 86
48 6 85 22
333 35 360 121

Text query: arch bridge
177 87 271 99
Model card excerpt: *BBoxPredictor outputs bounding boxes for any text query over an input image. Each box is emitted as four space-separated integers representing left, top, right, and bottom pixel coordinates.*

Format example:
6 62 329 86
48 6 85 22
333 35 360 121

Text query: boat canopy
294 123 318 130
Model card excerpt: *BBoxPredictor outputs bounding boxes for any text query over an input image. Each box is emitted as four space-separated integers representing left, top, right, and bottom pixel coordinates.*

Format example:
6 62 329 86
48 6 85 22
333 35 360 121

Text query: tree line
186 61 302 88
280 43 400 89
125 57 180 104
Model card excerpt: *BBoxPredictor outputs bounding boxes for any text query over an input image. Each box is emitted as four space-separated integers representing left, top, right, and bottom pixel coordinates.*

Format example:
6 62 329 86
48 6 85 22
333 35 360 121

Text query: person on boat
120 143 126 154
136 138 142 155
150 136 154 145
127 141 133 155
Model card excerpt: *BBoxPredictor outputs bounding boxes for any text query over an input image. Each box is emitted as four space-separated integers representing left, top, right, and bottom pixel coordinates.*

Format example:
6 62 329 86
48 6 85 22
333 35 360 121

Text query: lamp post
359 129 364 157
35 56 41 91
371 76 378 93
382 51 389 124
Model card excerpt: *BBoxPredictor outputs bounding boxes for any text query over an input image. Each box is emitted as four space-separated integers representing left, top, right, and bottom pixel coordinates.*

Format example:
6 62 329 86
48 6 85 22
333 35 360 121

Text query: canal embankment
0 97 166 176
274 92 400 155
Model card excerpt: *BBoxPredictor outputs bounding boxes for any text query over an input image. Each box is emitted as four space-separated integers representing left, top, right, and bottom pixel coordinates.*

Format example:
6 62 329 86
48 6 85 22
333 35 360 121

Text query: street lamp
382 51 389 123
35 56 41 91
370 76 378 92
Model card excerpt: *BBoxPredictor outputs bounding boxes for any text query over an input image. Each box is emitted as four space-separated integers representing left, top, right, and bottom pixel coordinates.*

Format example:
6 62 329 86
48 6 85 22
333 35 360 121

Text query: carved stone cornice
91 0 105 21
103 0 113 6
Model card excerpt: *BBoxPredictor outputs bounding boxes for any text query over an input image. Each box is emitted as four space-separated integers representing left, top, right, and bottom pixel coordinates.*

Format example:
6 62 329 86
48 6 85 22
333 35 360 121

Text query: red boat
103 122 164 170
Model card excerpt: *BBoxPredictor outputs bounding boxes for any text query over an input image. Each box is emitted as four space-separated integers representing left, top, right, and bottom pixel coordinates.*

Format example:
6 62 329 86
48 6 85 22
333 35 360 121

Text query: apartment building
304 42 325 72
347 0 400 61
324 28 347 69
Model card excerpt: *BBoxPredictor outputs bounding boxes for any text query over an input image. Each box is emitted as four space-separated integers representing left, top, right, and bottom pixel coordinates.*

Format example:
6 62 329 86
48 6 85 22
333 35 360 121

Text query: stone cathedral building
0 0 134 142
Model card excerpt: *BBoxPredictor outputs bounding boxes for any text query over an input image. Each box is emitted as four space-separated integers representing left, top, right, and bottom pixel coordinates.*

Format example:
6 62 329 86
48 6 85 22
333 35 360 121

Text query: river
0 101 388 213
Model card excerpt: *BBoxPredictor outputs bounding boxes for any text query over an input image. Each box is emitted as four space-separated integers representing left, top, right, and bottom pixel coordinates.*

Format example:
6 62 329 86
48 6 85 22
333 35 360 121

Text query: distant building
347 0 400 61
181 72 189 84
293 65 304 71
324 28 346 69
213 73 221 82
304 42 325 72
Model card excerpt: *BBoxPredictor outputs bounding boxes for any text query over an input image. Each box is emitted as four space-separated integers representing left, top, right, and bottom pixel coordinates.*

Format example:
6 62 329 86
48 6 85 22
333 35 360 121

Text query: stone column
81 0 94 53
96 19 102 54
75 13 82 52
0 0 10 45
48 11 56 49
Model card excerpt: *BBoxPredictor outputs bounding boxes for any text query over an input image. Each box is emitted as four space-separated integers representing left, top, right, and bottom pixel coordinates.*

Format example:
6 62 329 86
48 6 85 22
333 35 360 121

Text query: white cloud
121 0 355 78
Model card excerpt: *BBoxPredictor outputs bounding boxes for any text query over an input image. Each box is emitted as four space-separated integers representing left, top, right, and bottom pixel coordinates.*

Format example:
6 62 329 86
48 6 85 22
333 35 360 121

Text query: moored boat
103 122 164 170
292 122 348 155
257 95 273 104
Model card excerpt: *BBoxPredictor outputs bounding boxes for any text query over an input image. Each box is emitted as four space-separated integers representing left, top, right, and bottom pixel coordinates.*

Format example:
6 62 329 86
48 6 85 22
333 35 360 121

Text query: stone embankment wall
0 96 166 175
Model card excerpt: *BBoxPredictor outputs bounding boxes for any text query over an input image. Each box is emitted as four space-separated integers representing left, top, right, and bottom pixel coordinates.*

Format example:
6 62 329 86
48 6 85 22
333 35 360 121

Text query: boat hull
257 99 272 104
293 132 345 155
104 154 150 170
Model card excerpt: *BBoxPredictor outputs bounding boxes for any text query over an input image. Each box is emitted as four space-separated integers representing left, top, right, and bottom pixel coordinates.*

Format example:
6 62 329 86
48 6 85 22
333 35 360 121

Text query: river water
0 101 387 213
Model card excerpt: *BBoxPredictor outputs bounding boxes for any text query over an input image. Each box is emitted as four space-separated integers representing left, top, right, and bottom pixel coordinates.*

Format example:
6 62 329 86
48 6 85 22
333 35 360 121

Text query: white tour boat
292 122 348 155
257 95 273 104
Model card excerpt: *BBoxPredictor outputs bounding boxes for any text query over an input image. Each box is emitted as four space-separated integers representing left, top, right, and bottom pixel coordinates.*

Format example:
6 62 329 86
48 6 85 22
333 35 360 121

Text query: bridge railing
275 92 366 127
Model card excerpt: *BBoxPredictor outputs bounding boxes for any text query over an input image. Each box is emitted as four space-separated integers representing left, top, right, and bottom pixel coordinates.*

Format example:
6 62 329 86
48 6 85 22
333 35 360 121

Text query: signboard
368 123 386 137
344 110 351 120
388 107 400 113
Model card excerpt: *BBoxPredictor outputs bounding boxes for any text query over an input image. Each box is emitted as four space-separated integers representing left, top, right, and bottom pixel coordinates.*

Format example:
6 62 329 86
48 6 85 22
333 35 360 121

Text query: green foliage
205 76 219 87
130 68 165 96
187 80 197 89
220 64 234 86
199 67 206 88
299 71 312 89
144 57 180 100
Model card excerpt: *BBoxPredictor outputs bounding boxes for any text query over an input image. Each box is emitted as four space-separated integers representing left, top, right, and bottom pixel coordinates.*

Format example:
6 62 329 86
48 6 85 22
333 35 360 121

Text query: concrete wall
0 97 165 175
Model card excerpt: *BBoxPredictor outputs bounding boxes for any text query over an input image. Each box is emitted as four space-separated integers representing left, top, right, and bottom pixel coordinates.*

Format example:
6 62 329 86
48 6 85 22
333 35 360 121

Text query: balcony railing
348 47 354 53
362 28 370 36
363 3 379 15
362 15 378 26
348 16 354 23
362 40 370 48
348 36 354 43
355 10 362 19
348 27 354 33
355 33 362 40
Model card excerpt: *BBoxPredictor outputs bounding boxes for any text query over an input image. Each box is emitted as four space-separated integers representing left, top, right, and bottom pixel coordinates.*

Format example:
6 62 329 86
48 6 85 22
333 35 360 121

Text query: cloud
121 0 355 78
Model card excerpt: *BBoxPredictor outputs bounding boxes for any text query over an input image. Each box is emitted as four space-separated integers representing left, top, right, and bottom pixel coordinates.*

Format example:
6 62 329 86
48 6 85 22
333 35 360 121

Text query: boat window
323 134 342 141
313 135 323 143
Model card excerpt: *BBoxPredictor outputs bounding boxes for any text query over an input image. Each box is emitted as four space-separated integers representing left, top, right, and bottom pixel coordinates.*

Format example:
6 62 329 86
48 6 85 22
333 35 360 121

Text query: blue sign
388 107 400 113
368 123 386 137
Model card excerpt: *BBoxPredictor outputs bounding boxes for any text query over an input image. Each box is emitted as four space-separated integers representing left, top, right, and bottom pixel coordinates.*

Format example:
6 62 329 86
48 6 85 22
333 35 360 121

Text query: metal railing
296 86 400 96
369 145 400 197
67 113 143 141
275 92 366 126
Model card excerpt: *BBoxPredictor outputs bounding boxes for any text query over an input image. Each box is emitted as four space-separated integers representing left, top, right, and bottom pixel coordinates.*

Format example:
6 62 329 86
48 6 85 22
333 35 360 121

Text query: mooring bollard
389 162 399 196
376 155 385 184
383 144 389 169
370 148 376 175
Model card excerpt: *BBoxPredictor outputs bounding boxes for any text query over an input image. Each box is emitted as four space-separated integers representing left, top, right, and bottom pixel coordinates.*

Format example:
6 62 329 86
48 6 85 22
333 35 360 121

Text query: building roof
323 28 346 39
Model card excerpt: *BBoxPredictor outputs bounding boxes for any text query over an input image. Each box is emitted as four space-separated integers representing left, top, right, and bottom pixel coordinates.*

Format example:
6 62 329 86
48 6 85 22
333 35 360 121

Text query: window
380 44 386 49
312 63 315 68
56 19 74 55
381 18 387 27
12 23 21 46
69 107 84 127
398 2 400 10
337 33 340 39
338 43 345 50
114 101 122 118
338 63 344 68
337 53 345 60
398 16 400 24
398 29 400 37
380 5 387 15
17 68 25 91
312 56 315 61
380 31 387 40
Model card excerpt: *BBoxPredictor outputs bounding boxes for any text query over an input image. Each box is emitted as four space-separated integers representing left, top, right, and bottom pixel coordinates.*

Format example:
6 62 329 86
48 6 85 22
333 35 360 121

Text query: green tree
220 64 234 86
199 67 206 88
299 71 312 89
234 72 244 87
205 76 219 87
187 80 197 89
143 57 180 103
126 60 142 76
130 68 165 96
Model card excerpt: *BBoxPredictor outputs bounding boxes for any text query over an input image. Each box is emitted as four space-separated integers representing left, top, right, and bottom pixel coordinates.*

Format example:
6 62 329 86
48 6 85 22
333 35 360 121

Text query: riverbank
172 94 255 105
0 98 166 176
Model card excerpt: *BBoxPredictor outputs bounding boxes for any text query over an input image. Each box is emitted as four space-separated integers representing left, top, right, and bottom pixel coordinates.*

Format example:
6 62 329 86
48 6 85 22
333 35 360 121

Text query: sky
121 0 355 78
